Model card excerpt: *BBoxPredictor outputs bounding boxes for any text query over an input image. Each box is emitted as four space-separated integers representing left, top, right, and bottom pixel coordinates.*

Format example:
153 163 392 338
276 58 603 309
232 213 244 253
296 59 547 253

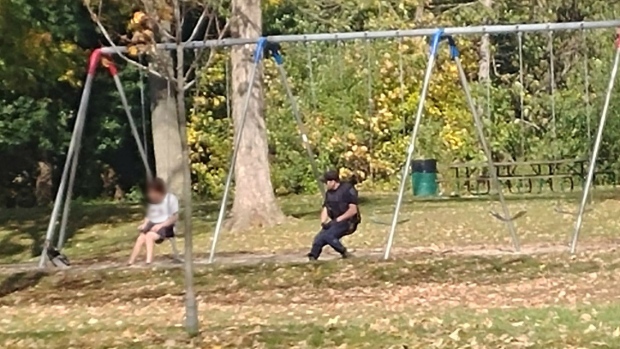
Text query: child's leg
145 231 161 264
128 234 146 264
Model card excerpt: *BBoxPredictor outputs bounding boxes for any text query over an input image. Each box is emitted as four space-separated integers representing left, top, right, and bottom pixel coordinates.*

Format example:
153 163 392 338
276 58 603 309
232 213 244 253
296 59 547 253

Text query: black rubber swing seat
46 246 70 268
369 216 411 226
554 206 593 216
489 210 527 222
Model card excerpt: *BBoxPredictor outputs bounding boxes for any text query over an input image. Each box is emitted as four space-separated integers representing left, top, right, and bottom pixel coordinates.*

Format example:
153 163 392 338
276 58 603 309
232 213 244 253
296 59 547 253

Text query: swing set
37 20 620 268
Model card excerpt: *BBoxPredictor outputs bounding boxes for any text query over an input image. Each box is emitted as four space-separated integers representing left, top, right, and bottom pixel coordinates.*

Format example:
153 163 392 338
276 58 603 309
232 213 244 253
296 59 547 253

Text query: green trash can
411 159 438 197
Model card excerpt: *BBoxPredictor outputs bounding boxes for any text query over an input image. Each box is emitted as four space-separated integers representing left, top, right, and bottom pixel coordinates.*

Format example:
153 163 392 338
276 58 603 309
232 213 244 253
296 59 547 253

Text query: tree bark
35 160 52 205
149 71 184 195
415 1 425 23
148 17 183 195
478 0 492 82
228 0 285 231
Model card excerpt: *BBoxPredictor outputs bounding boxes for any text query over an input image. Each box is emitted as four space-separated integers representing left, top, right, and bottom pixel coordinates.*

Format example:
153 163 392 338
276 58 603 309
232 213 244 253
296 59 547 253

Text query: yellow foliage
127 46 139 57
130 11 146 26
58 69 79 86
193 96 208 107
59 42 77 54
185 7 486 192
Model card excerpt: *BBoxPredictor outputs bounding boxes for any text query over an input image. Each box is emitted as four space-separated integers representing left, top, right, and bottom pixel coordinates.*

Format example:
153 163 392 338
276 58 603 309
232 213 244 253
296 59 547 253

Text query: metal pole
452 49 521 252
101 20 620 54
383 30 443 260
38 73 96 267
271 53 325 197
112 74 153 180
209 39 267 263
569 46 620 254
56 100 88 251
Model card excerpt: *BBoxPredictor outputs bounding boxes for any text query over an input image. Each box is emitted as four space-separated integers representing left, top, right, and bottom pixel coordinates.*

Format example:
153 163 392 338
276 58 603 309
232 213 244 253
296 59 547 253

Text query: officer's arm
335 188 359 222
336 204 358 222
320 206 329 223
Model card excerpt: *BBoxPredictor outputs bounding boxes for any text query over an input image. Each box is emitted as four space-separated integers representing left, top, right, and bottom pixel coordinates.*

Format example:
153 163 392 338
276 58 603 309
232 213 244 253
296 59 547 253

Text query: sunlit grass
1 190 620 265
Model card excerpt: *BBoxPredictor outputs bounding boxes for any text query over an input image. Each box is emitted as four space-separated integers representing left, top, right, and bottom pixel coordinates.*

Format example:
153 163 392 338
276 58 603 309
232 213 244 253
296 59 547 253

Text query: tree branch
129 2 177 83
185 7 210 44
139 0 176 42
183 19 229 90
85 7 168 80
436 1 479 17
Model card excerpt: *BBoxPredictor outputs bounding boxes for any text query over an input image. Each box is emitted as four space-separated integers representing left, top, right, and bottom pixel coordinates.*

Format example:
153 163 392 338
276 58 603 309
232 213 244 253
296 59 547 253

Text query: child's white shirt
146 193 179 224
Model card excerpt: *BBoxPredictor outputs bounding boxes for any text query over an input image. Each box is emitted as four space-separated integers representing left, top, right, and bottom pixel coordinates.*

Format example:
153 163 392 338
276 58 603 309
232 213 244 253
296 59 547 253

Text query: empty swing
476 32 527 222
554 28 594 216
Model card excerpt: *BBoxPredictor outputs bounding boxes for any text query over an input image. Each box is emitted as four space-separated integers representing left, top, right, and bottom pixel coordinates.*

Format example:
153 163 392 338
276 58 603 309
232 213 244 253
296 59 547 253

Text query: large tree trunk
149 71 184 194
144 13 184 195
228 0 285 231
148 19 183 195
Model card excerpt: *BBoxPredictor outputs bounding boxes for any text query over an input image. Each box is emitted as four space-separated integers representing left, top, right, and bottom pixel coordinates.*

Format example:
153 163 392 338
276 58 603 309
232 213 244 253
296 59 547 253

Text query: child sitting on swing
128 177 178 265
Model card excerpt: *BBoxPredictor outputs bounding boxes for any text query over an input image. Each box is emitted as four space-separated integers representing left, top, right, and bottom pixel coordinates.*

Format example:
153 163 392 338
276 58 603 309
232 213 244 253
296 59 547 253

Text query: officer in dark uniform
307 170 361 261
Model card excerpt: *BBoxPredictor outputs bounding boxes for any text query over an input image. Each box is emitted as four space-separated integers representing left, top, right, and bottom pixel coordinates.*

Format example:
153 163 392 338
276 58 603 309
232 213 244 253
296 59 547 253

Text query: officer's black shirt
323 182 360 223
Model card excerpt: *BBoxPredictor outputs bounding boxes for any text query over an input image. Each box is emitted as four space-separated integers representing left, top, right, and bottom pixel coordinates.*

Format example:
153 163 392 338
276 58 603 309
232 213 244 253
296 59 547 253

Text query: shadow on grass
0 271 48 297
196 253 612 292
1 250 616 307
0 199 225 262
0 203 144 260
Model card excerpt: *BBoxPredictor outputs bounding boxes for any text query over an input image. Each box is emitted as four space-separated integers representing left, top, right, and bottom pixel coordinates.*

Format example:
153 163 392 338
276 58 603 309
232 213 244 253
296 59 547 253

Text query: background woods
2 0 620 208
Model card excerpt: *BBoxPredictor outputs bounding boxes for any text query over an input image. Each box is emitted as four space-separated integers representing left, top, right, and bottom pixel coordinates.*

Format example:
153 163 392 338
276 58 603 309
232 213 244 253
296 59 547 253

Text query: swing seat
46 247 70 269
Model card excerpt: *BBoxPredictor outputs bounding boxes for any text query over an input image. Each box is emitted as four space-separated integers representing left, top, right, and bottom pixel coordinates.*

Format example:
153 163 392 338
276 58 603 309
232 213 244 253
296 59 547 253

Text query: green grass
2 251 620 348
2 192 620 348
2 190 620 265
4 304 620 348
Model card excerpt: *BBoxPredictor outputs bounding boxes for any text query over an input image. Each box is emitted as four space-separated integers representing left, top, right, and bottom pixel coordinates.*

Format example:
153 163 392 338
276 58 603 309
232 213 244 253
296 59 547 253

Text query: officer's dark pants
309 221 351 259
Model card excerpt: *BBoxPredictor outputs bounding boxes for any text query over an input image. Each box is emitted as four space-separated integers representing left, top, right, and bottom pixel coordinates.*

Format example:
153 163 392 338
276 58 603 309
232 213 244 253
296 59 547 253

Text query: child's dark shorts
141 222 175 244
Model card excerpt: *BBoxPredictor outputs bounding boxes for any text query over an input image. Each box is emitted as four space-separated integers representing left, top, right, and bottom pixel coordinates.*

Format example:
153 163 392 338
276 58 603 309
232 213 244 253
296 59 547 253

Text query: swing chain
518 32 526 158
548 30 557 138
138 54 148 159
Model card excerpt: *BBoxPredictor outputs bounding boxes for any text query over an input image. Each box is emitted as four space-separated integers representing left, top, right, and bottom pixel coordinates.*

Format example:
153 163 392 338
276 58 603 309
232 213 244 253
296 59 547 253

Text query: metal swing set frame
39 20 620 267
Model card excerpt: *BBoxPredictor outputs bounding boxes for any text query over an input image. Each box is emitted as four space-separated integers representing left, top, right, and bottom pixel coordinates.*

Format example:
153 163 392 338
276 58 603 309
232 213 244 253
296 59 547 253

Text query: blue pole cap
254 37 267 63
430 29 444 57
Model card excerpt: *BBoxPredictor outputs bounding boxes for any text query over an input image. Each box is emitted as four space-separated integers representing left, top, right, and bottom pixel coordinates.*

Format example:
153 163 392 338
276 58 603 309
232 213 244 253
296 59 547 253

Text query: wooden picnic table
447 158 615 194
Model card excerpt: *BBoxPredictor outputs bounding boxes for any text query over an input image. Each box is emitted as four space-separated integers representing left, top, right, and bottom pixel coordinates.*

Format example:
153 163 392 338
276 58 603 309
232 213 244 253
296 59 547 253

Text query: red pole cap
87 48 102 76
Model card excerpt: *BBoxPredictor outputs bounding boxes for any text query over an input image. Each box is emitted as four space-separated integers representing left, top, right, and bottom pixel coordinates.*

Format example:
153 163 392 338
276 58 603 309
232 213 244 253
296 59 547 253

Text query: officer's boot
341 249 353 259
